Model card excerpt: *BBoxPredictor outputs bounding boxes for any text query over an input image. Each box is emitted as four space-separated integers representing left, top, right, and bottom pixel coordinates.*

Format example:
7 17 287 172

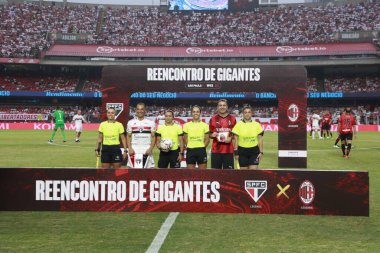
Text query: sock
341 144 346 156
347 143 352 156
330 132 333 137
51 130 57 139
312 131 315 139
62 130 66 140
334 138 340 145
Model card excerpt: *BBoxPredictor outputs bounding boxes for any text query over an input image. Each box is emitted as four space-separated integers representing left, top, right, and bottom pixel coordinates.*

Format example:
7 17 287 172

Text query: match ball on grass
160 139 173 152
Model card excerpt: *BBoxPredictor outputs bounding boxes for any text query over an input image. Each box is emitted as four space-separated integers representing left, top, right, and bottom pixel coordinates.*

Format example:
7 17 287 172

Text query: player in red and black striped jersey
338 107 356 158
209 99 236 169
321 111 332 139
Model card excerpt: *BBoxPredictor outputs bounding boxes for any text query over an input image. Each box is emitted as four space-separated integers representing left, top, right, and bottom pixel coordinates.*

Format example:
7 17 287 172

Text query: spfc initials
106 103 124 119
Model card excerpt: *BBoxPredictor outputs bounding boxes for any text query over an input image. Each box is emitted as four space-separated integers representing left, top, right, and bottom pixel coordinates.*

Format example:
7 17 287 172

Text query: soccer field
0 130 379 252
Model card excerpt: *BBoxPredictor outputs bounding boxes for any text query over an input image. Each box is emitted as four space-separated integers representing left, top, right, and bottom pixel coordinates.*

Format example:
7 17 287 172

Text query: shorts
75 126 83 132
237 146 260 167
339 133 353 142
186 147 207 165
211 153 234 169
129 154 151 168
101 145 122 164
54 123 65 130
312 125 320 131
158 149 180 168
322 124 331 131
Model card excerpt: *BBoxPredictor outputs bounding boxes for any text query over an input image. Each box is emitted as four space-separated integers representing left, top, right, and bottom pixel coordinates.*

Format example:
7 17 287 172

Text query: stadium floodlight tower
102 64 307 168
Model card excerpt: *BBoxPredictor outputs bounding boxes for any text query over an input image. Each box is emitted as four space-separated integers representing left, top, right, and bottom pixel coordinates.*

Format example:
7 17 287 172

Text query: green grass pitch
0 130 379 252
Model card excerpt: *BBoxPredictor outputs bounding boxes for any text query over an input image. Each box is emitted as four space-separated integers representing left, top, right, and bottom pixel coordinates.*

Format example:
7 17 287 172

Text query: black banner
0 168 369 216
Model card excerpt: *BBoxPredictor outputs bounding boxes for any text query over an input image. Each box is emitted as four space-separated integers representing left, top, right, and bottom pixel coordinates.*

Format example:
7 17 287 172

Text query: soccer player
48 106 67 143
155 110 184 168
71 110 87 142
321 111 333 139
308 114 313 137
232 105 264 170
127 103 156 168
333 111 345 148
311 111 323 140
338 107 356 158
183 105 210 169
95 108 127 169
209 99 236 169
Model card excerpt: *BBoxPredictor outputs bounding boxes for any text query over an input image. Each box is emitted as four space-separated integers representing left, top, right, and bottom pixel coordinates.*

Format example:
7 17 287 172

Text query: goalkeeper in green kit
48 107 67 143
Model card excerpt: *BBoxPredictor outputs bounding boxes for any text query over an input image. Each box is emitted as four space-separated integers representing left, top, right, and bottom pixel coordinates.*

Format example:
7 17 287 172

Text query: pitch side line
146 212 179 253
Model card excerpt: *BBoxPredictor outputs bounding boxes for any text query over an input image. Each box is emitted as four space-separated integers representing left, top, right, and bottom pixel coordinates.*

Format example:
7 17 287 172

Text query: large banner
0 168 369 216
102 65 308 168
45 43 377 58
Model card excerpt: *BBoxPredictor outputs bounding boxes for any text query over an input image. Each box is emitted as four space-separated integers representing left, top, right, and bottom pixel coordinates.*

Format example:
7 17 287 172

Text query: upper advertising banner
0 91 102 98
0 168 369 216
45 43 377 58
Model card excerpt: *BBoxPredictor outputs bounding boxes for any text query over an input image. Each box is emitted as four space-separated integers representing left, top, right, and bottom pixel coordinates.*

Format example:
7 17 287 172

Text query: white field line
146 212 179 253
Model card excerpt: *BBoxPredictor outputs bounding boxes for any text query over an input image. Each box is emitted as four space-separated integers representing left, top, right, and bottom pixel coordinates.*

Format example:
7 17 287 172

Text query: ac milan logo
106 103 124 119
299 180 315 205
245 180 267 203
287 104 299 122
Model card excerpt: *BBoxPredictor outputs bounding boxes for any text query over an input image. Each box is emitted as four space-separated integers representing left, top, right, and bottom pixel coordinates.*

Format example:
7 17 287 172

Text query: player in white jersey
71 110 87 142
311 111 323 140
127 103 156 168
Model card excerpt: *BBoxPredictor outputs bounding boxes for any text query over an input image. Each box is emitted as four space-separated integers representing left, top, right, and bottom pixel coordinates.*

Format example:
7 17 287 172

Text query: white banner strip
279 150 307 158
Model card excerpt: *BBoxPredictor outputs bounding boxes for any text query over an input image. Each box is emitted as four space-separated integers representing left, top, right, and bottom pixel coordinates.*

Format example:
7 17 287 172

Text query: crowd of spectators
0 1 379 58
82 79 101 92
100 2 379 47
0 3 98 58
324 76 380 93
0 75 79 92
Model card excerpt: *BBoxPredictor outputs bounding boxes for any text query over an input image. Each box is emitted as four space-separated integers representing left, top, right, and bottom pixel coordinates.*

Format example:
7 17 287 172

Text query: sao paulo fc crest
106 103 124 119
245 180 267 203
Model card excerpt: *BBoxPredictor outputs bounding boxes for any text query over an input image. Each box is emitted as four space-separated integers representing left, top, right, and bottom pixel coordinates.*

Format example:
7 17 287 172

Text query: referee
155 110 184 168
183 105 210 169
232 105 264 170
95 108 127 169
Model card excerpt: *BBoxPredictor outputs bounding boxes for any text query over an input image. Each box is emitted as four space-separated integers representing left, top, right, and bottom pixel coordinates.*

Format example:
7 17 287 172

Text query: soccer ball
217 132 228 142
160 139 173 152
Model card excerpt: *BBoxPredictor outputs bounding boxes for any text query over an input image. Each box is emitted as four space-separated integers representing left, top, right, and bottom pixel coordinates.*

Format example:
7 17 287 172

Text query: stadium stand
324 76 380 92
0 75 79 92
99 2 379 46
0 2 379 57
0 3 98 58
